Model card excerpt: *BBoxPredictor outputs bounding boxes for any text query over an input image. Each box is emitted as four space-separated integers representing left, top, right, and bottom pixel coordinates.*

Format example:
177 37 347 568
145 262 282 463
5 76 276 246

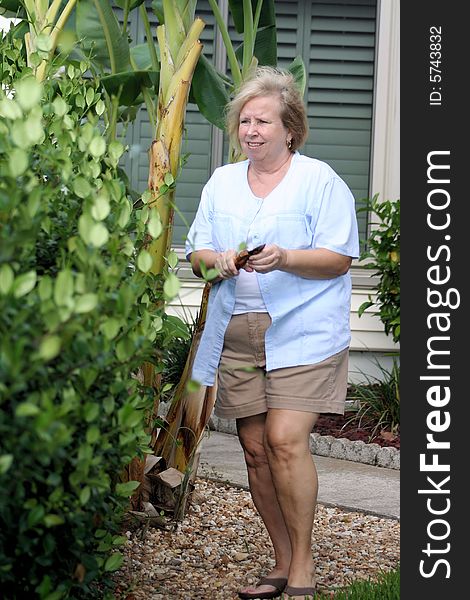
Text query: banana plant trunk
127 13 205 512
143 16 204 415
153 282 214 467
151 282 216 521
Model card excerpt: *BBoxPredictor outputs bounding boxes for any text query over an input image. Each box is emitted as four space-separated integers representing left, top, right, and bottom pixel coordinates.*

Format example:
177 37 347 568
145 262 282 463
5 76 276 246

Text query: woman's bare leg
264 409 319 597
237 413 292 595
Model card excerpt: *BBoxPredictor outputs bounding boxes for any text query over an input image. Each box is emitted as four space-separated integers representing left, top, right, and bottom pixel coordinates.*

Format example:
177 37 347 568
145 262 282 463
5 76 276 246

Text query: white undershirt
233 269 267 314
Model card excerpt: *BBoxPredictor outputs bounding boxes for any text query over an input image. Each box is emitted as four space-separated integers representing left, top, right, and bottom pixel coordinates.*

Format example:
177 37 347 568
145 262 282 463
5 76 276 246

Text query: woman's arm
189 248 240 280
189 249 219 278
246 245 352 279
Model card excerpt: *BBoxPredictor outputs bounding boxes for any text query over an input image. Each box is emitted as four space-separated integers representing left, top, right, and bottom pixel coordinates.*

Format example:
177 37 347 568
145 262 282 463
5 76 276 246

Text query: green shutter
276 0 377 238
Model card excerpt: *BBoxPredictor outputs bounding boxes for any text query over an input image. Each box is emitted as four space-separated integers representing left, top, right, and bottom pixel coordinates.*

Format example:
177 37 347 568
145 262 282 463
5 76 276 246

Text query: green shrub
159 314 195 403
346 358 400 439
357 195 400 343
0 42 169 598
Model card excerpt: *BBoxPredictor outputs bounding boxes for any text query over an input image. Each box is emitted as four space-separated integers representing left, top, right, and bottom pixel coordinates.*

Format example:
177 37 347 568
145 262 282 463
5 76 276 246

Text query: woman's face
238 95 291 165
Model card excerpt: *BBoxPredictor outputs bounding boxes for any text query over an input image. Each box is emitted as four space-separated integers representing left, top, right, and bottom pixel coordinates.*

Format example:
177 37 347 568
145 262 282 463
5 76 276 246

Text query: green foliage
159 315 195 402
0 41 169 598
357 195 400 343
317 567 400 599
346 358 400 439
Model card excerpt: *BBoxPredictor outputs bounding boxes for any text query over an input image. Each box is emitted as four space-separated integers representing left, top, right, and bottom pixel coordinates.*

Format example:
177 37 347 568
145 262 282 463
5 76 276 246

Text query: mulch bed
314 411 400 450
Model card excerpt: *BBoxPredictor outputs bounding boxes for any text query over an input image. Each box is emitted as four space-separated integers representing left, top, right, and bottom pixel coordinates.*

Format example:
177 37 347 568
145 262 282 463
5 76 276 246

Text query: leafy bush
158 314 196 403
0 41 170 598
357 195 400 343
345 358 400 439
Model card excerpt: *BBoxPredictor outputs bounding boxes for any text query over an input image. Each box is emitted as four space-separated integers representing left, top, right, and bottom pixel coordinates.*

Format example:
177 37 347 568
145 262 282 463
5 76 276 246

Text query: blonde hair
226 66 308 153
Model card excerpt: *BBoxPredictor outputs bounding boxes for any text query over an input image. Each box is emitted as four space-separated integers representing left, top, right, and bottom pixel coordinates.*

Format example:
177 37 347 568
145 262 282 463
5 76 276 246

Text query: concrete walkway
198 430 400 520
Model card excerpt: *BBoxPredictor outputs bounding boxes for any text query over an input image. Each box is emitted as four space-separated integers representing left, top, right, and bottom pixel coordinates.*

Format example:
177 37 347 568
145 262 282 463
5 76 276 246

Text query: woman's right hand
214 249 239 279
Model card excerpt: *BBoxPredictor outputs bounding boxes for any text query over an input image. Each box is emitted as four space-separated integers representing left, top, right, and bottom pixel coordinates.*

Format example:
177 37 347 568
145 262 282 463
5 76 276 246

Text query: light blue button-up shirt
185 152 360 386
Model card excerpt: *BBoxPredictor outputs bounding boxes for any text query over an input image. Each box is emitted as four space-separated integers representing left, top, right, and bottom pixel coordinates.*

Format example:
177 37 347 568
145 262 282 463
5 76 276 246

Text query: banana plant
117 0 208 512
72 0 208 510
131 7 207 510
145 1 204 276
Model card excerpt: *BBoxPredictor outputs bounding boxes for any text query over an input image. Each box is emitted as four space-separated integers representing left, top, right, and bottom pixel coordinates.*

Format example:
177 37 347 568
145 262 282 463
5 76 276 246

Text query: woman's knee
264 420 313 463
240 434 270 468
237 417 269 469
264 429 300 463
264 410 318 460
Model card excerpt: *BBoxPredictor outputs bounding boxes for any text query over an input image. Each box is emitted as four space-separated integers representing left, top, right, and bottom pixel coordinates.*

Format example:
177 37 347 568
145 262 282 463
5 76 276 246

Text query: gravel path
114 478 400 599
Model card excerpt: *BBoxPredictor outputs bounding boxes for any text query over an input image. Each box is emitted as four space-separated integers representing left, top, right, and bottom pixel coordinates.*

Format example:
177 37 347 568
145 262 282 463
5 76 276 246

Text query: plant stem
242 0 254 77
253 0 263 34
207 0 242 88
140 3 160 73
130 54 157 132
122 0 131 35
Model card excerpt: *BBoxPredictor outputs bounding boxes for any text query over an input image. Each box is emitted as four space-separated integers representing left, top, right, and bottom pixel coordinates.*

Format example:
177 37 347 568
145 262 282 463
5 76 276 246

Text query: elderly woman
185 66 359 600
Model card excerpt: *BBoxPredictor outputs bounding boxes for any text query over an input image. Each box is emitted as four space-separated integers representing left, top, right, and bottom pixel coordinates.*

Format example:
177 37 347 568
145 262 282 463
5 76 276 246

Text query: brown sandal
238 577 288 599
283 585 317 598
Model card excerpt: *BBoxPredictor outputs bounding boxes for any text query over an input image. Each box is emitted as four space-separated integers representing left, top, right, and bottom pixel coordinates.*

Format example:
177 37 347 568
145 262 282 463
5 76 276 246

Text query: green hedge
358 195 400 343
0 40 168 598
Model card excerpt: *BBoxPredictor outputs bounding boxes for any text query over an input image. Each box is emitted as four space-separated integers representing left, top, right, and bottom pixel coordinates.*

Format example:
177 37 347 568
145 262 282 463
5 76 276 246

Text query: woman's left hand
245 244 288 273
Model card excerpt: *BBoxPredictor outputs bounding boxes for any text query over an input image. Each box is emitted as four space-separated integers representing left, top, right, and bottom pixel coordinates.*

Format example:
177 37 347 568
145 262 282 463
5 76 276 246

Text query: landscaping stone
376 446 397 469
329 438 350 459
359 443 382 466
113 478 400 599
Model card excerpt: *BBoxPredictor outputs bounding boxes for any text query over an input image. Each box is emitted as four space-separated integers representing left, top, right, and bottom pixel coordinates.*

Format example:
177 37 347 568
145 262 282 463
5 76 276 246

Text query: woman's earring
286 138 293 150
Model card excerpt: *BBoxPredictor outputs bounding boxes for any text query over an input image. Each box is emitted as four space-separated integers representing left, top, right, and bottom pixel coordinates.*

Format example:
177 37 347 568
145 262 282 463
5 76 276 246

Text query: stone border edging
208 416 400 471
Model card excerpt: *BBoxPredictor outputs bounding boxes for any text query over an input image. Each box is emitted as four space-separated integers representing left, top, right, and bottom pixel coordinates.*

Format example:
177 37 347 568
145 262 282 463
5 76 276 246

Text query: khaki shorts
215 312 349 420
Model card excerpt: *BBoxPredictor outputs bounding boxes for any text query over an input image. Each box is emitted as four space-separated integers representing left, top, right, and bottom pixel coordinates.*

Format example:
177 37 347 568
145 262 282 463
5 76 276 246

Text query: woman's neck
247 152 294 199
249 151 293 177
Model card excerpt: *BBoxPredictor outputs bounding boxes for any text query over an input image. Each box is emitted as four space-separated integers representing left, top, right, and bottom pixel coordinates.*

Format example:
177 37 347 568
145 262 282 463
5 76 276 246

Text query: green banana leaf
228 0 276 33
179 0 198 32
75 0 131 74
0 0 26 17
113 0 146 10
234 24 277 67
101 69 159 106
190 54 231 130
131 43 161 72
151 0 164 24
287 55 307 96
75 0 161 107
148 0 197 30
